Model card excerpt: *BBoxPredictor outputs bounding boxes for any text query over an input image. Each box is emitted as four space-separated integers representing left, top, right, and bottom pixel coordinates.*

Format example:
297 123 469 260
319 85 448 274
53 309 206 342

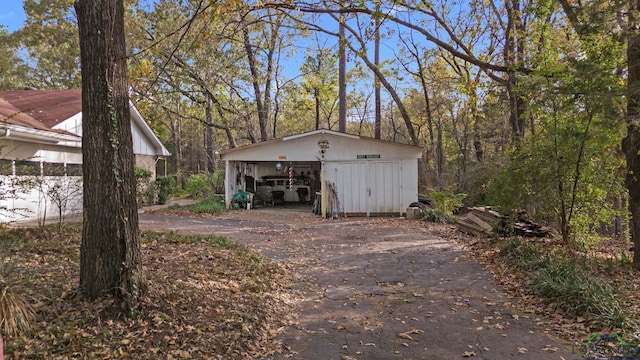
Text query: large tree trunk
75 0 146 310
242 27 269 141
624 0 640 267
505 0 527 141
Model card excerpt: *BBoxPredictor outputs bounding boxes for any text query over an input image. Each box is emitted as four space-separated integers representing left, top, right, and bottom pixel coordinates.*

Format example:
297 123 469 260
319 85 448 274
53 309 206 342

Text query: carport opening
236 161 321 210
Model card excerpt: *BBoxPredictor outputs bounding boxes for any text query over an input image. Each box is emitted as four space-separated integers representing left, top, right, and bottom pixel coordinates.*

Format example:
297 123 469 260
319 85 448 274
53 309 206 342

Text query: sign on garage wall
356 154 381 159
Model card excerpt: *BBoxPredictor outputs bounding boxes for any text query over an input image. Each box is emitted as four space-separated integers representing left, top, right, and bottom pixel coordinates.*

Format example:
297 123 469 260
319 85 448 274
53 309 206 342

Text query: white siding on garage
328 162 368 213
400 159 418 208
368 161 400 213
327 160 407 215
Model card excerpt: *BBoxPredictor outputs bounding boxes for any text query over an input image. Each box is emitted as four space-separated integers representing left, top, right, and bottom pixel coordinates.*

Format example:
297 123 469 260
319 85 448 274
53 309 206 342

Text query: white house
0 89 170 223
220 129 423 217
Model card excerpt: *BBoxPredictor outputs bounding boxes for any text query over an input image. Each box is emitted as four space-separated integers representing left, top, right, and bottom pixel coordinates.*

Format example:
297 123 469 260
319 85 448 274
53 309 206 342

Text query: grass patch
499 237 635 332
168 196 226 215
500 237 550 271
0 224 292 359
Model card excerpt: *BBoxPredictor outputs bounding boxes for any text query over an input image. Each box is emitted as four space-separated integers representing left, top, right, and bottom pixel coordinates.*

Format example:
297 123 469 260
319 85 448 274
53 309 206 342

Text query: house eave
0 123 81 145
129 103 171 157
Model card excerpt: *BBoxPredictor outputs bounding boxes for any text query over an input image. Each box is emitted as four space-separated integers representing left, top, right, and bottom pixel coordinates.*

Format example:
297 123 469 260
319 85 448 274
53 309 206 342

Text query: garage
219 129 423 217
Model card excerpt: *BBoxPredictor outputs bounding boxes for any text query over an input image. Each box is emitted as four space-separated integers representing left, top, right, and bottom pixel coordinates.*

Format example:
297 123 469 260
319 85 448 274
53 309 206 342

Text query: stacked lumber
456 206 498 237
456 206 550 238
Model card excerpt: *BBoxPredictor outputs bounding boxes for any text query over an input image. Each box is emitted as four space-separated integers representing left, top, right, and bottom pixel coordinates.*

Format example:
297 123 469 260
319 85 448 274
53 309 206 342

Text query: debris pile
456 206 551 238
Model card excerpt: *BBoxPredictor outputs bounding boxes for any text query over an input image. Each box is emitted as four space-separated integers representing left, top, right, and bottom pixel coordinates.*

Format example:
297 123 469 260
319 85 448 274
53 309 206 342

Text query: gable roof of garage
220 129 422 162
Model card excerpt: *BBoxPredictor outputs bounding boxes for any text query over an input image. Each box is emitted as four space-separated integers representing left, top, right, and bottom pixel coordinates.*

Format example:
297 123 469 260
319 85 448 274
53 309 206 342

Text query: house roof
0 89 82 128
0 89 170 156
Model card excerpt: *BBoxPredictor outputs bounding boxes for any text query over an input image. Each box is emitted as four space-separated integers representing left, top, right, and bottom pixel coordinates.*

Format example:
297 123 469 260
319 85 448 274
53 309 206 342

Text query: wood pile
456 206 551 238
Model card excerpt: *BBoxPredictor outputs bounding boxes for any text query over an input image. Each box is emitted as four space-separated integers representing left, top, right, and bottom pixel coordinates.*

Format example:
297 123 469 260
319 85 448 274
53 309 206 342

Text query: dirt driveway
140 207 575 360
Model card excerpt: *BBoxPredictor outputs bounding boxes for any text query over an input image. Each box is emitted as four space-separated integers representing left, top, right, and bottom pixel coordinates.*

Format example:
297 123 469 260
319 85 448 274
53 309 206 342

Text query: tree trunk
625 0 640 267
170 109 183 187
505 0 526 141
338 8 347 133
471 83 483 162
243 27 268 141
205 95 215 173
436 118 444 187
75 0 146 310
374 0 381 139
225 127 236 149
314 88 320 130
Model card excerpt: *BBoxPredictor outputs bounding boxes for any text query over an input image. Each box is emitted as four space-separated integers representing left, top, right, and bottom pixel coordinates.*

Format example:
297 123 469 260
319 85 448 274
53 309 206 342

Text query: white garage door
329 162 367 213
328 161 401 215
368 161 400 213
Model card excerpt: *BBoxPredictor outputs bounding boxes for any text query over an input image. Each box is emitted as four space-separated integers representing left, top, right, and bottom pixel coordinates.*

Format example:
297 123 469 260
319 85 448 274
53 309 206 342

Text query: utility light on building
317 138 330 157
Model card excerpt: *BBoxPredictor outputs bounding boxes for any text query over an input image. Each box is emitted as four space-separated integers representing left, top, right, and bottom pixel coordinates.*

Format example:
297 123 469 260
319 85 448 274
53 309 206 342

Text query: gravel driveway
140 207 575 360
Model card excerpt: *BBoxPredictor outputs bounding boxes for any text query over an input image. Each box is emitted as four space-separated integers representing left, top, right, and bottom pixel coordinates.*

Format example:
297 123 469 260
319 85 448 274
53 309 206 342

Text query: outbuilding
220 129 422 217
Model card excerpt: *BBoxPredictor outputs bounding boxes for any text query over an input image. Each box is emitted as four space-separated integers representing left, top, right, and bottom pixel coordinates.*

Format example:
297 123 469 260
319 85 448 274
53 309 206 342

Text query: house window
0 159 12 175
66 164 83 176
14 161 41 176
43 162 66 176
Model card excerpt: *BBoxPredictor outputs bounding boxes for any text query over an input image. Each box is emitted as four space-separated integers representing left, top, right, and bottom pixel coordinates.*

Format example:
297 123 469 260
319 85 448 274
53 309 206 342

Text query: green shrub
419 208 455 223
134 167 154 206
210 168 225 194
154 176 176 205
185 173 214 199
429 190 466 216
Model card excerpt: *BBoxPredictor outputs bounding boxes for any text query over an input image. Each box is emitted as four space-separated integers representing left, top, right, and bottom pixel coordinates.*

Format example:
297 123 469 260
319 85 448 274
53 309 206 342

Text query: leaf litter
5 211 637 358
0 225 298 359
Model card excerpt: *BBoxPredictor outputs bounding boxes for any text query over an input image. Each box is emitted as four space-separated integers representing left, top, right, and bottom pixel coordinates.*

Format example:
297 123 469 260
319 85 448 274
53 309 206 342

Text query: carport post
321 159 327 218
224 160 232 208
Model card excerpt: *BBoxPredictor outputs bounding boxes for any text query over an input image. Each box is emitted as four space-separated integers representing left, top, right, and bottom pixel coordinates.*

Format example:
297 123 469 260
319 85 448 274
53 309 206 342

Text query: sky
0 0 414 104
0 1 26 33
